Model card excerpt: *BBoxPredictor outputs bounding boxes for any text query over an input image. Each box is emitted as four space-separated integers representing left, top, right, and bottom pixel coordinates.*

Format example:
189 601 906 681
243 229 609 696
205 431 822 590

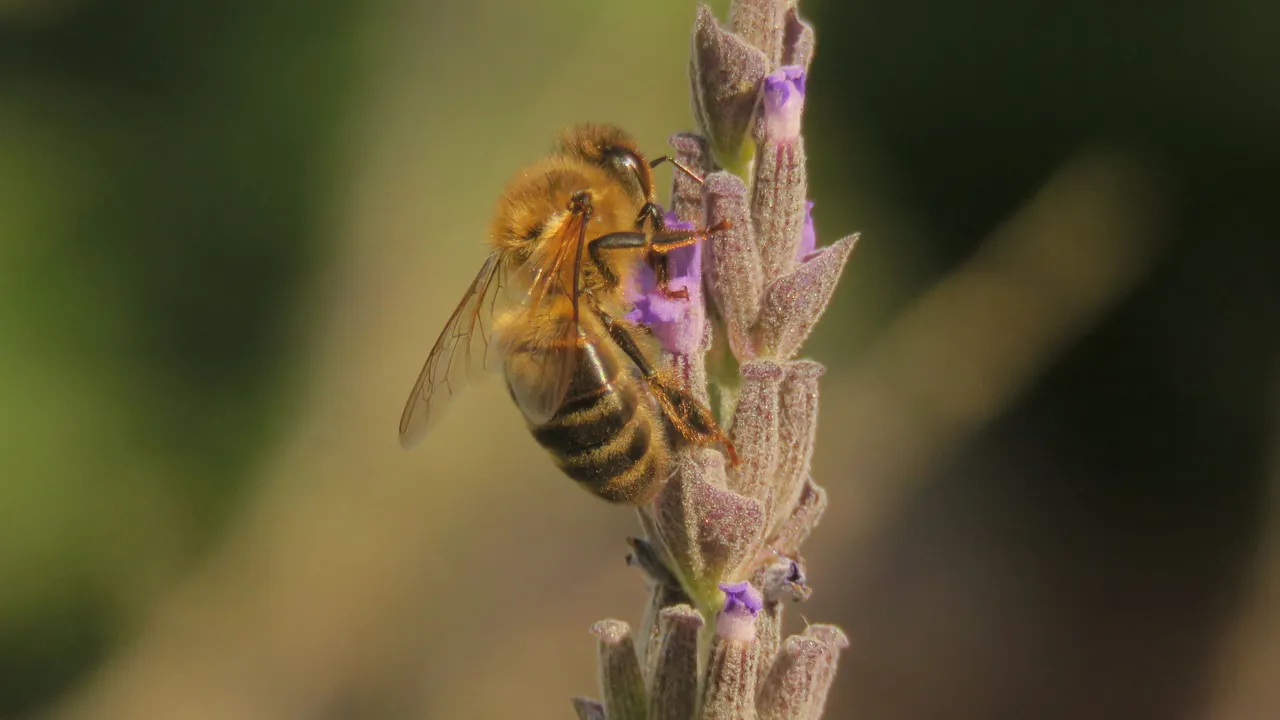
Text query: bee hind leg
648 367 740 466
592 305 738 465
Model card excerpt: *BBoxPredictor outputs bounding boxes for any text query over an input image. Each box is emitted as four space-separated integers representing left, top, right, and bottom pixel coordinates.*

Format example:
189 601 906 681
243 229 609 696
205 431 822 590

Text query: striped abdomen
521 337 668 504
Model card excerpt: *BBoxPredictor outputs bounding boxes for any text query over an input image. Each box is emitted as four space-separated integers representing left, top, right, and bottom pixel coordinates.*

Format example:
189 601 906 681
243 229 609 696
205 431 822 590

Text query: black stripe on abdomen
531 386 632 451
529 382 659 503
529 346 632 450
554 418 656 502
518 328 661 503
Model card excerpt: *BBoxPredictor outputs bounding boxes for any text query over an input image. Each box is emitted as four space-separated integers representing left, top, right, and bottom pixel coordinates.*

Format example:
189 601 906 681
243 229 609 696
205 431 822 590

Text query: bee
399 123 737 504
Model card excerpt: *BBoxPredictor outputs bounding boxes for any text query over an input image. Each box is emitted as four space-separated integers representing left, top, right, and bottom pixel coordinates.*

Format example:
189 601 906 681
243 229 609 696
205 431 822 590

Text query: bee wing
399 253 507 448
505 209 589 425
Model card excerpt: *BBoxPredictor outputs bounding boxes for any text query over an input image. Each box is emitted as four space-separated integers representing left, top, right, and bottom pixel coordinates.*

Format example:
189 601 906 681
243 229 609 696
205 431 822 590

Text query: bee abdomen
532 382 664 504
530 382 631 450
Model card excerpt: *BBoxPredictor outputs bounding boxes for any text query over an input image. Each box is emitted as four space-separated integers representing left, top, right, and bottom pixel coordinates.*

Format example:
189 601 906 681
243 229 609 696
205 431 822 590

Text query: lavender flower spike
583 0 854 716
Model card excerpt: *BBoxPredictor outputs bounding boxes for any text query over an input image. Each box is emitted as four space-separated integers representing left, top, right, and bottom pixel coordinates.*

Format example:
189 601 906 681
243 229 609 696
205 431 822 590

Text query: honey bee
399 123 737 504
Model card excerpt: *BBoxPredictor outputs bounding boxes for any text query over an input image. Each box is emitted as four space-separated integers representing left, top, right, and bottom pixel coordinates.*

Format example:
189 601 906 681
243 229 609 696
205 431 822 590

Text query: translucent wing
399 253 506 448
505 209 589 425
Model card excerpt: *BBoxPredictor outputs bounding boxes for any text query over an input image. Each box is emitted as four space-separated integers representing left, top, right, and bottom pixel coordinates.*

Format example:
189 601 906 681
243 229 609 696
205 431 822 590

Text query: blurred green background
1 0 1277 718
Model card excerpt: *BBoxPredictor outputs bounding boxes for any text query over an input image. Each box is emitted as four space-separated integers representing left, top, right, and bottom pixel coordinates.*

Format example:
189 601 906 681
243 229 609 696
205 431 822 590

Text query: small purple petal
624 238 705 356
718 581 764 615
762 65 806 142
663 211 694 233
797 200 817 262
715 581 764 641
662 212 702 283
783 65 807 95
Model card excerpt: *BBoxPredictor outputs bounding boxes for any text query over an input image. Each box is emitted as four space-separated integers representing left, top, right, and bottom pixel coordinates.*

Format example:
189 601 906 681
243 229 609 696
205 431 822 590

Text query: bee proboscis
399 124 736 504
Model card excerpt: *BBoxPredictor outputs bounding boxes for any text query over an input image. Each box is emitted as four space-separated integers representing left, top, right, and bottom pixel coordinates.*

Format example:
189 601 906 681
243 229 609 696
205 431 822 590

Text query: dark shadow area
811 0 1280 717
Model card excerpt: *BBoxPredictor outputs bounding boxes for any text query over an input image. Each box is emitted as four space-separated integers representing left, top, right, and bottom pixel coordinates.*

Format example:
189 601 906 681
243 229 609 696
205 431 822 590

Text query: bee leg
648 367 739 466
644 220 730 300
647 252 688 300
634 201 666 232
590 220 731 299
589 222 727 256
593 306 739 466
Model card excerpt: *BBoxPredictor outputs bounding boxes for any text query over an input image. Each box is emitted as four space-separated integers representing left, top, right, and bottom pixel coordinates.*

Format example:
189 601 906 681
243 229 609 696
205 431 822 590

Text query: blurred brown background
1 0 1278 718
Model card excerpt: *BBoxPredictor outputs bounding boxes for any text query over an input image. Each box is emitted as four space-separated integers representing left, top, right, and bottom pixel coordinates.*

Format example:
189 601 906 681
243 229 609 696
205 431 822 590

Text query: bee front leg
634 201 665 232
590 221 730 300
647 252 688 300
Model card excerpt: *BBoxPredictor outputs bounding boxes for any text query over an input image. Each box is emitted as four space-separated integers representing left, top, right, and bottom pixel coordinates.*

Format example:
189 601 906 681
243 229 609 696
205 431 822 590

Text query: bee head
555 123 655 205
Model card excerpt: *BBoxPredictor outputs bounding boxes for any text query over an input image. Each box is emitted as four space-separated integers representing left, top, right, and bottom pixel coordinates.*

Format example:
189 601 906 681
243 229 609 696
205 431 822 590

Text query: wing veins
505 207 592 424
398 253 503 448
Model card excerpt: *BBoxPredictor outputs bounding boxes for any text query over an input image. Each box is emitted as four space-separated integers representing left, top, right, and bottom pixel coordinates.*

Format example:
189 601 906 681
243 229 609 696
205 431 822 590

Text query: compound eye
599 146 650 196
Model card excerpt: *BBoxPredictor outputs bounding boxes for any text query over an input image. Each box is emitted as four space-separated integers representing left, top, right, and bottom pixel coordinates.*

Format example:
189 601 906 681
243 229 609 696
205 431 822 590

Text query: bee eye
601 146 652 199
612 150 639 175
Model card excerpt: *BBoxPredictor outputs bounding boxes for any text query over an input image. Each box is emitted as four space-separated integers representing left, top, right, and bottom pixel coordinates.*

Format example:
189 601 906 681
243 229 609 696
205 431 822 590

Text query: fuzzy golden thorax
489 155 649 299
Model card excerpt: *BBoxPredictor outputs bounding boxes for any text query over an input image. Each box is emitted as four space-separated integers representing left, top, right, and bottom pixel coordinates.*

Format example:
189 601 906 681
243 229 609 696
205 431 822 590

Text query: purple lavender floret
718 581 764 616
716 581 764 641
624 212 705 355
761 65 806 142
